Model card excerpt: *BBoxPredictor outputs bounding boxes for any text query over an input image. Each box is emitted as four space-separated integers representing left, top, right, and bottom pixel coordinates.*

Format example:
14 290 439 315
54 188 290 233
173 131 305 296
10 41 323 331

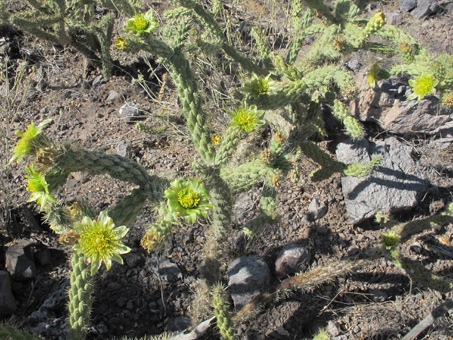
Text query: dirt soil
1 1 453 340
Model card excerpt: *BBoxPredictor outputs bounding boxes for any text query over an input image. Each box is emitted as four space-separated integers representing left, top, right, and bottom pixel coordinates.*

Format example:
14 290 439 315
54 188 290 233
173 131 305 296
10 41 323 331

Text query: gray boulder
146 257 182 282
350 75 453 137
411 0 439 18
233 193 254 223
336 137 429 223
227 255 270 309
400 0 417 12
0 271 17 317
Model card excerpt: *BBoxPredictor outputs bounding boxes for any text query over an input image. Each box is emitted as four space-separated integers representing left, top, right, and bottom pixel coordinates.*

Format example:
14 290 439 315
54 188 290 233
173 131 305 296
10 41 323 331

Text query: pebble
119 102 142 124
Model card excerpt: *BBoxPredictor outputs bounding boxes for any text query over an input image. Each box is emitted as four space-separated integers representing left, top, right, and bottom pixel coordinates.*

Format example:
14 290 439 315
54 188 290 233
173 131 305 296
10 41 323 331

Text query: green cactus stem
303 65 357 99
286 3 314 65
0 323 43 340
300 141 344 181
136 122 168 135
344 156 382 178
342 116 365 140
364 11 386 36
126 34 215 163
108 187 150 226
68 251 95 340
245 79 307 110
251 27 275 71
197 165 233 239
220 160 279 195
141 220 174 252
0 0 138 78
53 148 152 188
176 0 266 76
215 126 244 166
212 284 237 340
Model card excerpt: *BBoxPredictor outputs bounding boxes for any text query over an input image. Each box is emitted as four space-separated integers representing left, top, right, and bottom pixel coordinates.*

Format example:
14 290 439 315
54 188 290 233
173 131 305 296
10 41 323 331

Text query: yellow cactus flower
25 164 56 211
8 119 52 165
125 10 159 35
73 211 131 275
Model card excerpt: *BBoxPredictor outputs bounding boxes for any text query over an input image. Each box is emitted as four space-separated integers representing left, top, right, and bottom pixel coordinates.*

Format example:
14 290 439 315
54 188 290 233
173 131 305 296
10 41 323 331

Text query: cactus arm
251 27 275 71
220 160 278 195
196 164 233 239
54 148 152 188
94 13 115 79
108 188 150 226
246 79 307 110
343 22 367 48
176 0 267 75
68 252 95 340
212 284 237 340
99 0 140 17
332 99 364 139
303 0 336 23
0 323 43 340
299 141 345 181
214 126 244 166
286 5 315 65
130 35 215 163
278 259 367 293
9 14 61 45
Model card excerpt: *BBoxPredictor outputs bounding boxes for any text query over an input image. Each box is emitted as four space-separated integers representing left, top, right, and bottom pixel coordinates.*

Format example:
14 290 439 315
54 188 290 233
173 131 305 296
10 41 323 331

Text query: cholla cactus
141 220 174 252
0 0 141 78
367 61 389 88
381 230 401 250
332 99 365 139
343 156 382 177
8 1 453 338
0 323 43 340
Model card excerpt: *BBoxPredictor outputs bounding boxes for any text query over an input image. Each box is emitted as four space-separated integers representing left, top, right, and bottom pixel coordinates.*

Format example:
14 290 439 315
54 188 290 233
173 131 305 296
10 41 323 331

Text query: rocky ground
1 0 453 340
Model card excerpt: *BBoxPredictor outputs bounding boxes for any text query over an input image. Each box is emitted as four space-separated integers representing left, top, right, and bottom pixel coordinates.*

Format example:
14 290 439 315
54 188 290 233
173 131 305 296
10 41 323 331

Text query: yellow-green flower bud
241 74 277 99
441 91 453 107
114 36 130 50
